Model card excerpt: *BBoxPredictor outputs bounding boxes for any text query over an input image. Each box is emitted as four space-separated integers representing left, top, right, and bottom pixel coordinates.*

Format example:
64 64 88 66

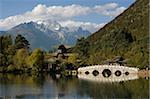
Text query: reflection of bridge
77 65 139 82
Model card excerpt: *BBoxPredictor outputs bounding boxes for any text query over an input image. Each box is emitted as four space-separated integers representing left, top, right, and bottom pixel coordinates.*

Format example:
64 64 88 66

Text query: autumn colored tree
14 48 29 70
27 49 44 72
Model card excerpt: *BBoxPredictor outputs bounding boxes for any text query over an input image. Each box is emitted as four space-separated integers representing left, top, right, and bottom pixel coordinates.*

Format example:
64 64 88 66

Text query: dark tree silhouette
15 34 30 50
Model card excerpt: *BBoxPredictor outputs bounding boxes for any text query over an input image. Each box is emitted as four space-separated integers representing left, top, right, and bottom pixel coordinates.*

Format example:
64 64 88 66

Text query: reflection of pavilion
77 65 139 82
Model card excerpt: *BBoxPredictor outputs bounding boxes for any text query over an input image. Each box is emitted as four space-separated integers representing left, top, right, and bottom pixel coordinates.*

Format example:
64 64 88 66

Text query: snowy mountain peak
35 20 61 31
3 20 91 50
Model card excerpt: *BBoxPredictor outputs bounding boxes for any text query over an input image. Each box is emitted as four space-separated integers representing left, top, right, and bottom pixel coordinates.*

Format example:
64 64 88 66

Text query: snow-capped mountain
0 20 91 50
36 20 62 32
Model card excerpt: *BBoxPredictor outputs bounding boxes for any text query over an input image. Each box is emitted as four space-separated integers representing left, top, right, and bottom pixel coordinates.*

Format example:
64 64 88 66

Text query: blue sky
0 0 135 32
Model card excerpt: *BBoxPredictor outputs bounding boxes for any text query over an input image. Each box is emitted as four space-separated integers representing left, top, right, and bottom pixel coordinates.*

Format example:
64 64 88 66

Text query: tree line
0 34 44 73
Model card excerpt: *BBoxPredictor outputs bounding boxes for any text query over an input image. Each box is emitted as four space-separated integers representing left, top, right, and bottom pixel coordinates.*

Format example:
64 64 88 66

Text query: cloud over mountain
59 20 106 33
0 3 126 31
94 3 126 17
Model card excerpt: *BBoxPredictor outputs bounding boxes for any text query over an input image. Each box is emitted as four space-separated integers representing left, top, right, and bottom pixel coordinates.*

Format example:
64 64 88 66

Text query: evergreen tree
15 34 30 50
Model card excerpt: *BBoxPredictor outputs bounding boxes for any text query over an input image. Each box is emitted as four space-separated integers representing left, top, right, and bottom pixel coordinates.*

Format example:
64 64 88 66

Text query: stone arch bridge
77 65 139 82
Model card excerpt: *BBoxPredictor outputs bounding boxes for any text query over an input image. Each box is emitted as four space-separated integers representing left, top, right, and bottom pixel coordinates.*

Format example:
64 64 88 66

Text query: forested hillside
73 0 149 68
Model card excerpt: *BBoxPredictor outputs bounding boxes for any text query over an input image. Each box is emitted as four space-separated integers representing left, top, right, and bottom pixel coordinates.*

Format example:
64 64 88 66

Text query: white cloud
0 3 126 30
32 4 91 18
101 7 126 17
94 3 126 17
0 4 91 30
59 20 106 32
94 3 118 12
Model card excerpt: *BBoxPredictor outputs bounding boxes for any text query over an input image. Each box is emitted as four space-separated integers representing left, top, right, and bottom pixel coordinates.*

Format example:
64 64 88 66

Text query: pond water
0 73 149 99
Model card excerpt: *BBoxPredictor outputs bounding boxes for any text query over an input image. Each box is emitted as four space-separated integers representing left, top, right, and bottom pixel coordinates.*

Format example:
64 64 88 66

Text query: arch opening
85 71 89 75
92 70 99 76
125 71 129 75
115 70 122 76
102 69 111 78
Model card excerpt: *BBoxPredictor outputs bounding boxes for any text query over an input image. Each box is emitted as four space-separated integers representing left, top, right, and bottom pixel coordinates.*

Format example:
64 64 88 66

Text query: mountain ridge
0 20 91 50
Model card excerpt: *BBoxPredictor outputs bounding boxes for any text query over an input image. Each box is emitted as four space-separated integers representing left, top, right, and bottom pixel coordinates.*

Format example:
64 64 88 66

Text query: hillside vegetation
73 0 149 68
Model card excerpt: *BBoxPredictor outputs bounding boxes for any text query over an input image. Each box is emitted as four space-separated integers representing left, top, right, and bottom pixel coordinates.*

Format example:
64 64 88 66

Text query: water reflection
0 73 149 99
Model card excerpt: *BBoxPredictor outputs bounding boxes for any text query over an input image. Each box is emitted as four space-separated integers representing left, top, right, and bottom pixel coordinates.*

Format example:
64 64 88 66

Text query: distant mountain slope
73 0 149 68
0 20 90 50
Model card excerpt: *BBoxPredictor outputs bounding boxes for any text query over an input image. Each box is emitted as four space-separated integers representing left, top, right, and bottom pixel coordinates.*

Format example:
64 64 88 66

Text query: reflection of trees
53 76 79 97
0 73 47 98
76 79 149 99
0 73 45 87
0 74 148 99
31 73 46 87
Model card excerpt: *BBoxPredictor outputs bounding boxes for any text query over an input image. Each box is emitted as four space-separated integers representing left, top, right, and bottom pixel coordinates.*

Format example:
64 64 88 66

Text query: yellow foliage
68 53 79 65
14 48 29 69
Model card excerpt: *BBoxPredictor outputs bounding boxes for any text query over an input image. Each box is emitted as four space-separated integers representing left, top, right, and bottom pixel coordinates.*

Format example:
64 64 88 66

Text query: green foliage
0 34 32 72
0 34 48 73
0 35 12 53
27 49 44 72
0 35 14 72
67 53 79 66
88 52 107 65
14 48 29 70
73 0 149 68
73 37 90 64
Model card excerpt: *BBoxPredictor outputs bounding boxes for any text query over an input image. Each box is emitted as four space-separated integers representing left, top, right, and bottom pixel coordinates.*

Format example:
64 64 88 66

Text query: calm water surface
0 74 149 99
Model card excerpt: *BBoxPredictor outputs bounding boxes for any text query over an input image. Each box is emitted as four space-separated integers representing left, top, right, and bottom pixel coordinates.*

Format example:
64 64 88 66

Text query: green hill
73 0 149 68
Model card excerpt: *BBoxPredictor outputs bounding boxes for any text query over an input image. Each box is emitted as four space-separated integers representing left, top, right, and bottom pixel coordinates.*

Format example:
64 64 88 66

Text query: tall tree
0 35 14 71
15 34 30 50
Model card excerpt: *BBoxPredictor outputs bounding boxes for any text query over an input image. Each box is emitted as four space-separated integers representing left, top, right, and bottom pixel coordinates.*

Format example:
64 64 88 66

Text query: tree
0 35 14 72
15 34 30 50
68 53 79 66
27 49 44 72
14 48 29 70
0 35 31 72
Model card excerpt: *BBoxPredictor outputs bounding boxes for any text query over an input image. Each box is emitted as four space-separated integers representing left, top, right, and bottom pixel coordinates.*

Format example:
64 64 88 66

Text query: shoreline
0 69 149 77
